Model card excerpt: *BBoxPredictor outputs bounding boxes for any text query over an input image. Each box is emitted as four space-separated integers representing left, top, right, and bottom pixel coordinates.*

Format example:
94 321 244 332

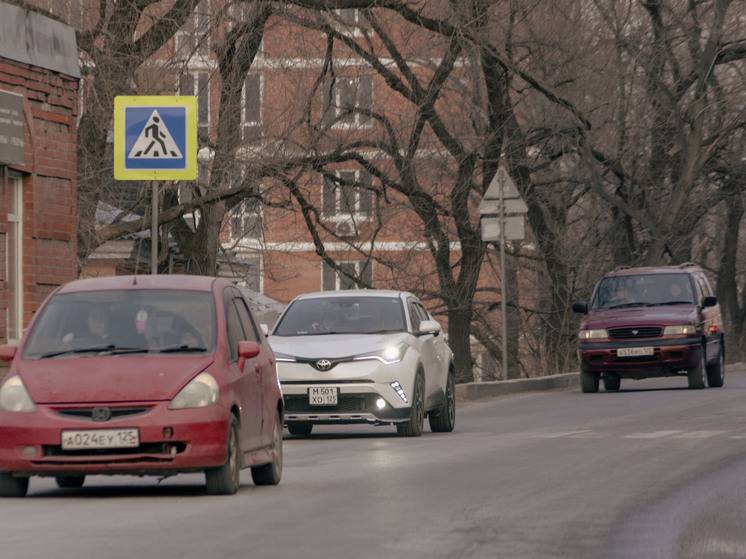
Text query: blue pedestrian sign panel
114 96 197 180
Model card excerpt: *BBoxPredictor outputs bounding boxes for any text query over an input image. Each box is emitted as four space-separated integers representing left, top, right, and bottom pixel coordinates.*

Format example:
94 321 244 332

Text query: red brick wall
0 55 78 341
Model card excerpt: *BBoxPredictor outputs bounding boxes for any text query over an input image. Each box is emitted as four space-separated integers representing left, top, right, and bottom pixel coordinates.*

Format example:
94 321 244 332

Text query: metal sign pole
151 180 158 275
499 177 508 379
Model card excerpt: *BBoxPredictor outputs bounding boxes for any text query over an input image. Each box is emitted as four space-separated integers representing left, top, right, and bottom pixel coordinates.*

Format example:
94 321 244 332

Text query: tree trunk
716 186 744 359
505 244 521 378
449 307 474 384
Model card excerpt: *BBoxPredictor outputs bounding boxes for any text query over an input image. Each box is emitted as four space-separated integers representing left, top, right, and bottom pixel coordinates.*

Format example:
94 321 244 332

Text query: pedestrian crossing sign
113 96 197 180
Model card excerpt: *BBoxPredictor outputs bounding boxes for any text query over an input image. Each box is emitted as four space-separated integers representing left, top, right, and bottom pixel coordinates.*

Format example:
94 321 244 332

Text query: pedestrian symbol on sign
128 110 182 159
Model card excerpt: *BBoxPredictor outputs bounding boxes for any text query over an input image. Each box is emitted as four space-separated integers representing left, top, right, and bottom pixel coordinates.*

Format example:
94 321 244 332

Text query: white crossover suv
269 290 455 437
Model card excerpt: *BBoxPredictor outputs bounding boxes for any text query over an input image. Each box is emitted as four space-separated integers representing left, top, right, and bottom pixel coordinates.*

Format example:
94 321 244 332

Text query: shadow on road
24 482 260 499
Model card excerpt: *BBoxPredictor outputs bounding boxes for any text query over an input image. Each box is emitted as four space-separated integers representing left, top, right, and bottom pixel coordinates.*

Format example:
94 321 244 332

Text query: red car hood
582 306 697 330
16 355 215 404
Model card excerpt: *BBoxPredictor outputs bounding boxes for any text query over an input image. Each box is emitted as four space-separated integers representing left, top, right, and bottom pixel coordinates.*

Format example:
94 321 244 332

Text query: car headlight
169 373 219 410
579 329 608 340
0 375 36 413
274 352 297 363
663 325 695 336
354 343 408 365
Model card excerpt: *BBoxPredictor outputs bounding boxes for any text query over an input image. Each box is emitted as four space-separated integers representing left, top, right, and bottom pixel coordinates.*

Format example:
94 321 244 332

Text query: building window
179 73 210 137
332 9 368 36
322 170 373 220
230 198 263 241
5 173 23 341
322 261 372 291
242 73 262 141
175 1 211 60
220 254 262 293
323 75 373 128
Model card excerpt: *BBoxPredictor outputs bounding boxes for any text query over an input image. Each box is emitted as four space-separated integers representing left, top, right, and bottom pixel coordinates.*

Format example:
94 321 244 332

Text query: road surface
2 368 746 558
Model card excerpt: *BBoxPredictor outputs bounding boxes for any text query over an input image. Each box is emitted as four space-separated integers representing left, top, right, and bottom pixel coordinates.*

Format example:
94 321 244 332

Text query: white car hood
269 333 409 359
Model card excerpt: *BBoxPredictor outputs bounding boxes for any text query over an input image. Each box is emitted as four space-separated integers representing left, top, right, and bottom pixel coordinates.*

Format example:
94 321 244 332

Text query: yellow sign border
113 96 197 181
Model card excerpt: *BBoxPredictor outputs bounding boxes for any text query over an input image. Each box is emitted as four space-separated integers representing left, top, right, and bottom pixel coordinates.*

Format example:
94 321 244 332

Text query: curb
455 372 579 401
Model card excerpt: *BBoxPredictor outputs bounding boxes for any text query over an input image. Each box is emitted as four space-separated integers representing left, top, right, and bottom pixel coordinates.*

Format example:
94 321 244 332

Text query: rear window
23 289 216 359
592 274 695 310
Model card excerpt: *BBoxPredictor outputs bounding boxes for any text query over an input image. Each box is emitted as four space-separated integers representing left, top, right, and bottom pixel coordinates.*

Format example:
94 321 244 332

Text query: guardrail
456 362 744 401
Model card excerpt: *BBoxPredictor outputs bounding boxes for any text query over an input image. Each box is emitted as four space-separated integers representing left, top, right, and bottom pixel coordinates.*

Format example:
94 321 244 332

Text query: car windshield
23 289 217 359
273 296 406 336
591 273 696 310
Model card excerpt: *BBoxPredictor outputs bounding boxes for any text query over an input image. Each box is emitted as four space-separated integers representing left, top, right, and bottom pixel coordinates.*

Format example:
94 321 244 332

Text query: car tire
205 416 241 495
55 475 85 489
287 422 313 436
0 473 29 498
251 411 283 486
687 349 707 389
397 373 425 437
428 369 455 433
706 343 725 388
581 369 599 393
603 374 621 392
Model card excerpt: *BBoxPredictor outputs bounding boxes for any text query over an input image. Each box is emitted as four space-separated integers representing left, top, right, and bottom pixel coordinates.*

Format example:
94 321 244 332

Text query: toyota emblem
632 329 639 336
91 407 112 422
316 359 333 371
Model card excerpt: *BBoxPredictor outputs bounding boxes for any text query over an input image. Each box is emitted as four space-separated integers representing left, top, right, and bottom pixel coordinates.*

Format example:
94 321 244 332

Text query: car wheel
428 369 455 433
0 473 29 498
687 349 707 389
397 373 425 437
55 475 85 489
205 416 241 495
603 374 621 392
706 343 725 388
251 411 283 486
581 369 599 393
287 422 313 436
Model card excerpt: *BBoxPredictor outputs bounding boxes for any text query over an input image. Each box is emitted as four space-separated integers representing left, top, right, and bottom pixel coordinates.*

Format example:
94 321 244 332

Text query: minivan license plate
61 429 139 450
309 387 338 406
617 347 654 357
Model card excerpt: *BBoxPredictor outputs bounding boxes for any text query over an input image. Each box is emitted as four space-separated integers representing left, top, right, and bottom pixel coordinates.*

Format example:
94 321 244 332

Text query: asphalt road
3 368 746 559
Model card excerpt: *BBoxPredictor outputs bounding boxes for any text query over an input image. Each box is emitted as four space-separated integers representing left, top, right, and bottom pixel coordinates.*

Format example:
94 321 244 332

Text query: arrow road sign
114 96 197 181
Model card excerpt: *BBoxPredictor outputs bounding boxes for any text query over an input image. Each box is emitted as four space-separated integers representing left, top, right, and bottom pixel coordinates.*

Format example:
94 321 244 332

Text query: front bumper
579 337 701 377
0 401 230 476
278 354 417 425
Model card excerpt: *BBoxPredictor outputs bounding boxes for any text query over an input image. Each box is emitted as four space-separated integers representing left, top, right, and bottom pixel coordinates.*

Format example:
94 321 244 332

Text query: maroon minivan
572 264 725 393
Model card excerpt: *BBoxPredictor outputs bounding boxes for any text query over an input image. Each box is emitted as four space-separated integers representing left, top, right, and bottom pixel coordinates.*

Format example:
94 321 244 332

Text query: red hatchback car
0 275 283 497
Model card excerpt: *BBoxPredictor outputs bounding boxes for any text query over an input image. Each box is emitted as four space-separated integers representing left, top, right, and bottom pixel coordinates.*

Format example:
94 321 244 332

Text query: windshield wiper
155 345 208 353
362 329 403 335
294 331 342 336
650 301 693 306
39 345 149 359
607 302 651 309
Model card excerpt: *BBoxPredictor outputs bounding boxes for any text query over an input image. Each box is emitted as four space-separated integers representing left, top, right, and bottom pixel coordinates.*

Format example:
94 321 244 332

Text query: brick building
0 2 80 342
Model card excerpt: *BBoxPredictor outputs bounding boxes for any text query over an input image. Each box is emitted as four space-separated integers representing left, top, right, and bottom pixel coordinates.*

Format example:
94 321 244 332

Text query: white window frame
231 198 264 242
175 0 211 62
6 172 23 343
332 8 366 37
321 260 373 291
241 73 263 129
332 76 373 129
322 170 373 222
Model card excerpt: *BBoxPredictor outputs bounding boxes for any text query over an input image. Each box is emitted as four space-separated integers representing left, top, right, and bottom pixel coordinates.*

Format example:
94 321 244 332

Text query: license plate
61 429 139 450
617 347 655 357
308 387 338 406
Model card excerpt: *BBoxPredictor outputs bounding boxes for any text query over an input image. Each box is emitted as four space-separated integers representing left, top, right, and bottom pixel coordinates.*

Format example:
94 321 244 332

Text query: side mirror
418 319 442 336
572 302 588 314
260 323 269 337
701 296 717 309
0 345 17 363
238 341 261 359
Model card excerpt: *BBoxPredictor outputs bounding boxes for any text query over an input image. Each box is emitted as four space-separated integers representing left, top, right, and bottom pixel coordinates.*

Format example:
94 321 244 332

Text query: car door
233 293 275 448
696 273 721 361
224 289 263 452
408 299 439 408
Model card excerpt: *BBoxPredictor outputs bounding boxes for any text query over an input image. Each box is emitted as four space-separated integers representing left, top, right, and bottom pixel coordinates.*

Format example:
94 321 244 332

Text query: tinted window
408 301 422 331
274 296 405 336
225 300 244 362
23 290 216 359
234 297 259 342
592 274 696 309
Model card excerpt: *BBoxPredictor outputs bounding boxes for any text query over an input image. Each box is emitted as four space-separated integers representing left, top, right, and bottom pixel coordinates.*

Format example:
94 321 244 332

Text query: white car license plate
61 429 139 450
309 387 338 406
617 347 655 357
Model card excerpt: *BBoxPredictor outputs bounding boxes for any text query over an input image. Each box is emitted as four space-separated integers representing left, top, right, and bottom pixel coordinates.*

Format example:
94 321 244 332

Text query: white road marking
691 538 746 556
728 434 746 439
672 430 729 439
624 430 684 439
533 430 593 438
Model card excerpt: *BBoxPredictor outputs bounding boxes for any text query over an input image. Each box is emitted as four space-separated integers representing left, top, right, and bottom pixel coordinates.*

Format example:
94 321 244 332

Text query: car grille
608 327 662 339
42 442 186 458
284 394 377 413
53 406 151 422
